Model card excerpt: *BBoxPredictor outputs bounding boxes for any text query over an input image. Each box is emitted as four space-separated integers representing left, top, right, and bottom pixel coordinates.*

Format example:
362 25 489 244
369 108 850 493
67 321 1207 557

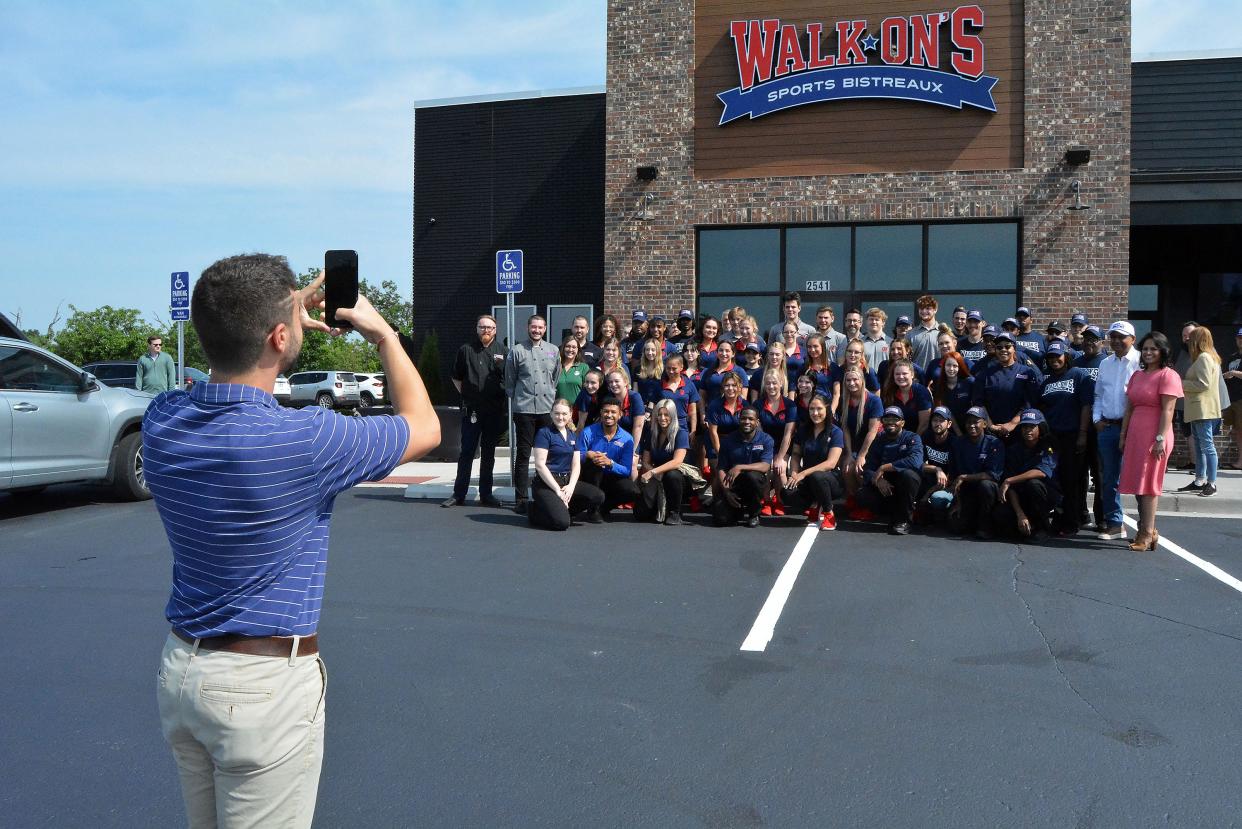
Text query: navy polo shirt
861 429 923 482
700 364 749 403
572 388 600 425
757 395 794 443
647 426 690 467
938 377 975 424
890 383 933 426
879 359 926 386
803 365 835 398
718 429 775 472
534 426 579 474
843 392 884 447
973 361 1044 424
144 383 410 638
951 433 1005 481
797 423 845 468
616 390 646 435
830 363 881 395
783 345 806 385
1039 368 1092 433
1005 441 1059 491
698 342 719 371
706 397 746 437
658 376 701 430
634 375 663 407
580 423 635 477
920 430 956 472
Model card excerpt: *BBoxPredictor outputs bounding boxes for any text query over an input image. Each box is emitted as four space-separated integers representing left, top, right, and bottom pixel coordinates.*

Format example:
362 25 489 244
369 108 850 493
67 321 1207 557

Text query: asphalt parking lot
2 486 1240 827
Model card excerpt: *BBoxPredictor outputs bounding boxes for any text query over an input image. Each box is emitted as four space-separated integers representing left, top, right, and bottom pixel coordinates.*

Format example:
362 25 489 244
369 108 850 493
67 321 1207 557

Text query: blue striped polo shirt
143 382 409 638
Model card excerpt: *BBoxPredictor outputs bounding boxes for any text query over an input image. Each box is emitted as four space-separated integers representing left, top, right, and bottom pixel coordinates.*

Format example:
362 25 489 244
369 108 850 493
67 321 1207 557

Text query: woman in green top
555 336 590 405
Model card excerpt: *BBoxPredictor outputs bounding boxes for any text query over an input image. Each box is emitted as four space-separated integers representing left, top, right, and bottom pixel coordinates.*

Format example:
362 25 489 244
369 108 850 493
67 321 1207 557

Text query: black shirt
1226 350 1242 401
452 338 508 413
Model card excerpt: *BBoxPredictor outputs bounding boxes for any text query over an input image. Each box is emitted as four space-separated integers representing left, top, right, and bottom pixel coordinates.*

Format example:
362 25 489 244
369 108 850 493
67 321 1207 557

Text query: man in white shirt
1092 320 1141 540
766 291 818 344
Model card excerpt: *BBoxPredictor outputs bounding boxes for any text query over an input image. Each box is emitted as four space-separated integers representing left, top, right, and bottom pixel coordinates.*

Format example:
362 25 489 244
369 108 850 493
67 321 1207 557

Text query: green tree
417 329 445 404
289 268 409 373
53 305 152 366
155 317 210 372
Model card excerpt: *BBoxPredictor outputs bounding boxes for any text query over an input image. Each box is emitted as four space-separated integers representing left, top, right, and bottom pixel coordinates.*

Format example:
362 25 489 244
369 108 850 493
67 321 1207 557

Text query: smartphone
324 249 359 329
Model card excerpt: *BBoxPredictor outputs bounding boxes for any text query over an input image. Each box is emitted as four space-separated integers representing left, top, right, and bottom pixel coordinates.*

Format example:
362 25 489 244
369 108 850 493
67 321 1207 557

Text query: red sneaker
689 495 702 513
806 507 820 525
772 494 785 516
819 511 837 531
760 502 773 517
849 507 877 522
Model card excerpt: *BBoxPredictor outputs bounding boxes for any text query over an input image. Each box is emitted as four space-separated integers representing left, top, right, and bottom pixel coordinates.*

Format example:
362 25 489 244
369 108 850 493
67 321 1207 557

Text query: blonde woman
638 399 691 525
635 338 665 406
530 399 605 530
1180 327 1223 497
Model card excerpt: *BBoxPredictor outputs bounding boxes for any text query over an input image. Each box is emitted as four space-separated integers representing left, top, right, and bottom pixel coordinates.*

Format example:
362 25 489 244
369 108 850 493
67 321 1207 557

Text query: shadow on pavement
0 485 122 522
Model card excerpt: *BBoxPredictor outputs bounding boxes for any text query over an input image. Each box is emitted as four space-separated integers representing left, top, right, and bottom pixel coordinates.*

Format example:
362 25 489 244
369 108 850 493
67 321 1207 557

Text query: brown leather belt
1098 418 1123 427
173 628 319 657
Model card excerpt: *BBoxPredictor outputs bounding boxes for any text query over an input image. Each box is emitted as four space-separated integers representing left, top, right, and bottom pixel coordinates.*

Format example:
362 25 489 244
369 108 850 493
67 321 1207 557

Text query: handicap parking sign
171 271 190 309
496 250 523 294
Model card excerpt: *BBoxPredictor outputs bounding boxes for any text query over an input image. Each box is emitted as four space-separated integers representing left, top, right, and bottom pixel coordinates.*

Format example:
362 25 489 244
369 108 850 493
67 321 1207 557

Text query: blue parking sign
496 250 523 294
171 271 190 309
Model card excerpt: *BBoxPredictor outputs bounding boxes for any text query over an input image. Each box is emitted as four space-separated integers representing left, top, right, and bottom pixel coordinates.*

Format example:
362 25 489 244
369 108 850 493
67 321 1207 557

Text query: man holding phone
146 253 439 829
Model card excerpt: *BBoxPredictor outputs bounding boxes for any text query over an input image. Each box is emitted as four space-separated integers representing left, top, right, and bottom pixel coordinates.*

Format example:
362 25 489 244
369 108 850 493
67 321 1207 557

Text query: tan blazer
1182 353 1222 422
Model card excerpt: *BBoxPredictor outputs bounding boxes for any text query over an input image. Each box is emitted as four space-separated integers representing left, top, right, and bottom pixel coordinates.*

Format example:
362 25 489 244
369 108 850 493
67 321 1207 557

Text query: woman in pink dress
1119 332 1183 551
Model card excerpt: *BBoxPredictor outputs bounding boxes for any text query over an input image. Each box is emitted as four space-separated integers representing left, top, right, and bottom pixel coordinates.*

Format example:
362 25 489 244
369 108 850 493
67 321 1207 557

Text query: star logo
861 33 880 51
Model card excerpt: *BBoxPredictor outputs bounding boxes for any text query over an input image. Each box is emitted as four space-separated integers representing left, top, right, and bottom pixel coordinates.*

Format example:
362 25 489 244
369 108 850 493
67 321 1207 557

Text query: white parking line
740 525 820 652
1122 516 1242 595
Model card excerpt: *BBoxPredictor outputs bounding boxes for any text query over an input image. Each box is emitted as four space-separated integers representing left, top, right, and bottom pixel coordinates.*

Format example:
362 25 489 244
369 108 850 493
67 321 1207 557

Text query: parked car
1 337 153 499
273 374 291 405
83 360 209 392
353 372 387 407
286 371 362 409
182 366 210 389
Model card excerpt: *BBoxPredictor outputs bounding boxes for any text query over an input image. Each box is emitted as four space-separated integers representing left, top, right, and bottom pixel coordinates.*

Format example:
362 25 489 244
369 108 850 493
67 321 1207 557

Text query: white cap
1107 320 1136 337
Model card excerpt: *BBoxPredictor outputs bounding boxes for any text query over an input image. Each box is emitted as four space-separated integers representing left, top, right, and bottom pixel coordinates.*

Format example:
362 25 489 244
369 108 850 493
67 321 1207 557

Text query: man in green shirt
136 335 177 393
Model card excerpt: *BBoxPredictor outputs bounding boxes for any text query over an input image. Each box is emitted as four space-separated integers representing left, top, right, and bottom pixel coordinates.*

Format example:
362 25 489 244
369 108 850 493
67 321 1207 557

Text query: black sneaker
513 499 528 515
1176 481 1205 492
478 495 502 508
889 522 910 536
586 510 604 524
1199 483 1218 497
745 513 761 528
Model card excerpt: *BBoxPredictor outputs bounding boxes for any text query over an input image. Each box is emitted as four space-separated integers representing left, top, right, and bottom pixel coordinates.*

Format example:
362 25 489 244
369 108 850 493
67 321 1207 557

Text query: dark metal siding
1133 58 1242 173
412 94 605 393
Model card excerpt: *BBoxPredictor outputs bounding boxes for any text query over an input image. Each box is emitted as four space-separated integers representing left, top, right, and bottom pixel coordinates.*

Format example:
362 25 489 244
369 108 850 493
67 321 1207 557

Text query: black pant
529 477 605 531
856 468 921 526
993 478 1055 536
453 408 506 501
513 412 553 501
712 469 767 524
579 464 642 514
637 468 686 522
1078 425 1103 525
785 470 843 514
1051 431 1083 531
948 478 1000 535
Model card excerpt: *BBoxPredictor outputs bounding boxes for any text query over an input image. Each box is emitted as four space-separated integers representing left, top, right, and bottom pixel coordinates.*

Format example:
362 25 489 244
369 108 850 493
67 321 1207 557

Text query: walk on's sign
717 5 999 124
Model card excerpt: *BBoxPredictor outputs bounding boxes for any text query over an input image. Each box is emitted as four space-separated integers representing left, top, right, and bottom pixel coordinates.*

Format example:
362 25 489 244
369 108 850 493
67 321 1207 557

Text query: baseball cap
967 309 984 321
982 324 999 338
678 309 694 320
1002 317 1020 329
1071 313 1088 325
1236 326 1242 337
1046 320 1066 334
994 331 1017 344
744 341 762 353
1046 340 1069 356
896 315 912 327
965 405 990 421
632 310 647 322
881 406 905 420
1082 325 1103 340
1019 409 1047 427
651 315 665 323
931 406 953 421
1107 320 1136 338
1016 306 1032 317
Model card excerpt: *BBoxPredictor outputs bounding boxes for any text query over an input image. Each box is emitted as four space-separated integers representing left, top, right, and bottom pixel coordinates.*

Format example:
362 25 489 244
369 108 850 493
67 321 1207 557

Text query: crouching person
637 399 690 525
712 406 774 527
529 399 605 530
578 397 641 521
856 406 924 535
993 408 1060 539
947 406 1005 539
916 405 957 523
785 393 845 531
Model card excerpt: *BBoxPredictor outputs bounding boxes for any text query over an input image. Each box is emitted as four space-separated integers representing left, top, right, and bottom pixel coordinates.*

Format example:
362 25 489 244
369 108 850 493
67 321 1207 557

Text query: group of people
447 292 1237 549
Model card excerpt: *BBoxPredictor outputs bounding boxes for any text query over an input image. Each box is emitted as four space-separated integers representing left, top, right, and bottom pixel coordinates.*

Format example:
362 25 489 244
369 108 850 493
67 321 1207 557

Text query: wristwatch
1154 435 1165 444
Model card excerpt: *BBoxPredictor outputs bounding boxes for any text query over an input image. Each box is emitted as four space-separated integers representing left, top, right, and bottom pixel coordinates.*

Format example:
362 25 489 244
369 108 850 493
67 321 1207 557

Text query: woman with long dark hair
697 315 722 371
802 334 834 400
881 359 933 435
786 393 845 531
781 321 806 386
1120 331 1183 550
931 351 974 432
555 336 589 406
700 339 748 405
582 314 620 368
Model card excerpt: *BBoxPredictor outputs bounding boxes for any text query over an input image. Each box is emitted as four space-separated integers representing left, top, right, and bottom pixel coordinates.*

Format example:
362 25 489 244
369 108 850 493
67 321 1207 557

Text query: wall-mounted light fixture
1064 146 1091 166
1067 179 1091 212
636 165 659 181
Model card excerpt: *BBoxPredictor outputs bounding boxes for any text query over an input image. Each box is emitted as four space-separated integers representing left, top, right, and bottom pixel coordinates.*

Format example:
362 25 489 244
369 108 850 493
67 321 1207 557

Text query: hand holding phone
324 250 359 329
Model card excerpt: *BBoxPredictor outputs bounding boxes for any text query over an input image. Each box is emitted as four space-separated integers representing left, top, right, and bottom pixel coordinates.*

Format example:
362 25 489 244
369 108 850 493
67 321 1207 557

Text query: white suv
286 371 362 410
353 373 386 407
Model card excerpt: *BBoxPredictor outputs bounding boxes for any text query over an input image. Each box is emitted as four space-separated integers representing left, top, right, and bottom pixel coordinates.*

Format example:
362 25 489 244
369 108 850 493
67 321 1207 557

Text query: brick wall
604 0 1131 326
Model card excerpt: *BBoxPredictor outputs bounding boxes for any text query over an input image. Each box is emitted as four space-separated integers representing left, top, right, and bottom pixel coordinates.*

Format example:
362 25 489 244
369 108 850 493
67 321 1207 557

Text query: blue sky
2 0 1238 333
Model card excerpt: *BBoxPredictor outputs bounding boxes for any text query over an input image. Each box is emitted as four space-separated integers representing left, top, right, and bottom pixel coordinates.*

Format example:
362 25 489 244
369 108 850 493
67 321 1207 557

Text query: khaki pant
157 634 326 828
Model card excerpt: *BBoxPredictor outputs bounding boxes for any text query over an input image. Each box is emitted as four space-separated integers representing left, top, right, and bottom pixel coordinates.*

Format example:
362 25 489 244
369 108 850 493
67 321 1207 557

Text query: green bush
417 329 445 405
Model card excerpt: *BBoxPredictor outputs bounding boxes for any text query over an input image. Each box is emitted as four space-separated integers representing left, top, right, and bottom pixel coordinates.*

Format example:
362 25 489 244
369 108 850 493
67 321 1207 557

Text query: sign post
495 250 524 494
171 272 190 387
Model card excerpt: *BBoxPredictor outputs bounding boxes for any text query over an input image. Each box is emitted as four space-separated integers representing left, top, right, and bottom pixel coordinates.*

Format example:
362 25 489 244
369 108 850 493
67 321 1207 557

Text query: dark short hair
527 314 546 325
147 335 163 344
598 396 623 410
1138 331 1173 368
844 307 862 318
782 291 802 305
192 254 297 375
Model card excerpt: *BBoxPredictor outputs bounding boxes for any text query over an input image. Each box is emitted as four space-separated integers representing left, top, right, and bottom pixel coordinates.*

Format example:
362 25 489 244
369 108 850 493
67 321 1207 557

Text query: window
786 227 850 293
0 346 81 393
855 225 922 291
698 229 780 293
928 223 1019 290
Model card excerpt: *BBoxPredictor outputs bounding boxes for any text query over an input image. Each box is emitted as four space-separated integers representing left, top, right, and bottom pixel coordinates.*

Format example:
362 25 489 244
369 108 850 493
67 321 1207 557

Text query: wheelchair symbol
174 275 186 290
501 254 517 272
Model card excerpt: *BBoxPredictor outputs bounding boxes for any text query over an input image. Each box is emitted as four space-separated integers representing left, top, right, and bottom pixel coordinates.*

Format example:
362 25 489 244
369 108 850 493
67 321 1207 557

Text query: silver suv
353 372 386 407
287 371 362 409
1 337 153 499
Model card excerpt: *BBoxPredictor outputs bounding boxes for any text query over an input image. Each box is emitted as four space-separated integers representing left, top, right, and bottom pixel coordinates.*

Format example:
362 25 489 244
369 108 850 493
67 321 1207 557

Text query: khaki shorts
1223 399 1242 431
